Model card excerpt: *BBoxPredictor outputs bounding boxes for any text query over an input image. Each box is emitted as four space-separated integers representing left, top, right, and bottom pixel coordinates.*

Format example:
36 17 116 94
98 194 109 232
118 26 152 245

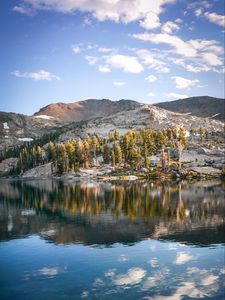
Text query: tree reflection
0 180 224 246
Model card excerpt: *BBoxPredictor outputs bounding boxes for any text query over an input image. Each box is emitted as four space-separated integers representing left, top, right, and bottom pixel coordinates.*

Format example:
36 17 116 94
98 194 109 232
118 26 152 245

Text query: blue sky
0 0 224 115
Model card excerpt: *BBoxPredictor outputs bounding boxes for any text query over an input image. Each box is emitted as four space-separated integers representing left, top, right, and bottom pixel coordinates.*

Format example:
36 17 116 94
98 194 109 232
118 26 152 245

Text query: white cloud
166 93 188 99
171 76 199 89
98 47 114 53
147 92 156 97
159 66 170 73
145 75 157 83
204 12 225 27
136 49 170 73
133 34 224 73
113 81 125 87
113 267 146 286
195 8 203 17
202 53 223 66
85 55 98 65
106 54 144 73
175 252 194 265
161 21 180 34
72 45 81 53
175 18 183 24
14 0 176 27
133 33 197 57
12 69 60 81
98 65 111 73
83 15 92 26
12 5 33 15
169 58 210 73
140 12 161 30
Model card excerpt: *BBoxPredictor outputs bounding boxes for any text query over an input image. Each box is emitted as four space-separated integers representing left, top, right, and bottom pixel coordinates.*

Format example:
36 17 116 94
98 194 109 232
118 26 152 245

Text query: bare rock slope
34 98 141 123
84 104 224 137
154 96 225 121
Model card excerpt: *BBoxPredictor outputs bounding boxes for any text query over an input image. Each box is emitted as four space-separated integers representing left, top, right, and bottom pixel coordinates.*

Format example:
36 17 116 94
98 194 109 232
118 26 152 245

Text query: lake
0 179 224 300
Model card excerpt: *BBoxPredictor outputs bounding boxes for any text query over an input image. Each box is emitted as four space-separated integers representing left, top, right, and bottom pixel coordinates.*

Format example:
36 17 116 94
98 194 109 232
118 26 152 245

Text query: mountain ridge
34 98 141 123
0 96 224 151
154 96 225 121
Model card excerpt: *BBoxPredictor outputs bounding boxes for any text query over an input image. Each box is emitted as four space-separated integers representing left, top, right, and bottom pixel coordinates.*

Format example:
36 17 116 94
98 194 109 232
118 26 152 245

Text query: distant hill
154 96 225 121
34 98 141 123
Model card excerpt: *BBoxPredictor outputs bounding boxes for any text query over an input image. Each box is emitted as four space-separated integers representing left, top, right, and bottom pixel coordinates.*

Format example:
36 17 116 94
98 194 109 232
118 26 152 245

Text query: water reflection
0 179 224 246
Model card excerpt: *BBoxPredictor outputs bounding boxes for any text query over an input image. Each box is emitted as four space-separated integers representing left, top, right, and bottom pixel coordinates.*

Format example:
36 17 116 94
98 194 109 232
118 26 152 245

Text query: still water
0 179 224 300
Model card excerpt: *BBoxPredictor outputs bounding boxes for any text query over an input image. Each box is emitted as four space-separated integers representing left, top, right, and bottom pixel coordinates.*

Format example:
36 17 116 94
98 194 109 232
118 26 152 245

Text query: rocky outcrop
82 104 224 138
190 167 221 176
0 158 19 175
22 163 53 178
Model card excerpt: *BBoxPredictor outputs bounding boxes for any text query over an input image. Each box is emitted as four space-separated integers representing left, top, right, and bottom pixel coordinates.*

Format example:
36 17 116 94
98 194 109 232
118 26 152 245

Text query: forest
0 126 210 176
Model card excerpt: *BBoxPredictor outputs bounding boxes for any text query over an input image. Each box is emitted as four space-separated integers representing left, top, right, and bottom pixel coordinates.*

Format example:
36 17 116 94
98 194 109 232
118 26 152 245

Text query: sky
0 0 224 115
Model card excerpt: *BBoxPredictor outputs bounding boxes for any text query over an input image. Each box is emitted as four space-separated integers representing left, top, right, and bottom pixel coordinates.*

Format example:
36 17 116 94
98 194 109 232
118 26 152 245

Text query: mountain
34 98 141 123
0 111 60 151
154 96 225 121
56 103 223 142
0 97 224 151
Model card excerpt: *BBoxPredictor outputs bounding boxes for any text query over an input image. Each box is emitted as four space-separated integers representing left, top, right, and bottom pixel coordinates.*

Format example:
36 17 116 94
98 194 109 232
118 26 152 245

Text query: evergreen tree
56 144 67 174
199 127 204 143
46 141 56 162
103 144 111 164
65 141 75 170
114 144 123 165
111 149 115 167
36 146 42 166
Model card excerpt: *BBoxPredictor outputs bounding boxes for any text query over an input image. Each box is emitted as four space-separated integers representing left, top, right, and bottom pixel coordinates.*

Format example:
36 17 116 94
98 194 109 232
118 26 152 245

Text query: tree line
7 126 209 175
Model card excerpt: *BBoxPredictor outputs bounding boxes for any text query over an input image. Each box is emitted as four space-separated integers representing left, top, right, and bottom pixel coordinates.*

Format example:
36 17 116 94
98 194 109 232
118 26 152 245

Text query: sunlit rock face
0 179 224 246
1 98 224 150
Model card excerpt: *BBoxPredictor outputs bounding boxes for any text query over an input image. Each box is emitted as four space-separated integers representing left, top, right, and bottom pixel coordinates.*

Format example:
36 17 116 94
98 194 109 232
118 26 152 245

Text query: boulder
22 163 53 178
190 166 221 176
0 157 19 175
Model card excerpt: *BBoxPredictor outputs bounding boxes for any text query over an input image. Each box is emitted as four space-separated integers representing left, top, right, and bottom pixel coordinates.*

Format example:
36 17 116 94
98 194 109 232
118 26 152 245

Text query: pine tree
111 149 115 167
178 128 187 147
114 144 123 165
56 144 67 174
205 129 209 142
90 135 100 159
143 144 149 168
36 146 42 166
46 141 56 162
83 140 90 168
103 144 111 164
199 127 204 143
65 141 75 170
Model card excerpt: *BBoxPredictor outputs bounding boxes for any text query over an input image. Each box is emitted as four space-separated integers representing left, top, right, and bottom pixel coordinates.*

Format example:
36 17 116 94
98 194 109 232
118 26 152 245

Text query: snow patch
21 209 36 216
3 122 9 130
18 137 34 142
210 113 220 118
185 130 190 137
34 115 54 120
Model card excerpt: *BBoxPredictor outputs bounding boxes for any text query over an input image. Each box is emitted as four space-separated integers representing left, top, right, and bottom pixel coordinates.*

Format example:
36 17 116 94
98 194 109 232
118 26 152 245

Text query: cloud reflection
38 267 59 277
113 267 146 286
175 252 194 265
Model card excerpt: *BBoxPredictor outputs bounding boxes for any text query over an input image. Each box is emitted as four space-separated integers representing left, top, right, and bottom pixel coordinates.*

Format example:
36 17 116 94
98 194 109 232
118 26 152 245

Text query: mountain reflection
0 179 224 246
